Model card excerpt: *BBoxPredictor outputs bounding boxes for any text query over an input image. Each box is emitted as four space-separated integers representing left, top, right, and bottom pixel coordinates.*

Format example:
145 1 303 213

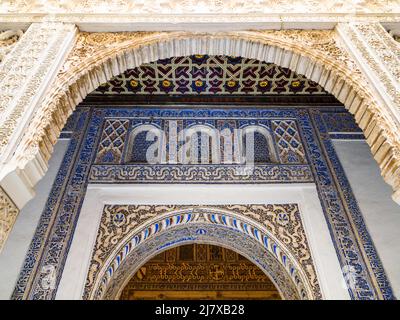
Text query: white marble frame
56 183 350 300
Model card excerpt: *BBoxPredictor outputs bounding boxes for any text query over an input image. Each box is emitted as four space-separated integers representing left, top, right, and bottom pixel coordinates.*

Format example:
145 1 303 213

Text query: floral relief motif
0 22 76 161
338 23 400 107
0 29 23 64
0 187 19 252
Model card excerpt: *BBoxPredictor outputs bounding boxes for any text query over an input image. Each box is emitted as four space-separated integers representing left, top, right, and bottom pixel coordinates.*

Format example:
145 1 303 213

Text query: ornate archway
84 206 321 300
10 30 400 209
2 31 396 301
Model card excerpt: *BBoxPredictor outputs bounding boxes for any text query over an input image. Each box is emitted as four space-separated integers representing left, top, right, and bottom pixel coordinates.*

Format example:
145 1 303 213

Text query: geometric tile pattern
95 119 129 164
93 55 328 96
272 120 307 164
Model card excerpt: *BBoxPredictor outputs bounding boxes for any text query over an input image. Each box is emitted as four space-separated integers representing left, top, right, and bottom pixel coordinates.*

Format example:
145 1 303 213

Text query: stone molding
336 22 400 201
1 1 400 32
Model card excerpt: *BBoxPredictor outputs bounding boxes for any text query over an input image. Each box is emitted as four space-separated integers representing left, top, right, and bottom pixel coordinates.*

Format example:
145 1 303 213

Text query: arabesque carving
337 23 400 113
9 28 400 207
1 0 399 14
0 22 76 251
0 29 23 63
336 23 400 201
0 23 76 163
0 186 19 252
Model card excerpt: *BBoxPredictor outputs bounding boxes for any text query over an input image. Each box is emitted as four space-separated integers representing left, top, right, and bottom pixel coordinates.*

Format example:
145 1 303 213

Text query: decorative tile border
12 106 394 300
89 165 313 184
311 108 393 299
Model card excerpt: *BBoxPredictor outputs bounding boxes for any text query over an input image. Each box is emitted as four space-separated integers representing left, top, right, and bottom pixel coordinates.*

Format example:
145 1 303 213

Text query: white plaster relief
0 29 23 64
1 0 399 31
0 187 18 253
0 22 77 207
1 0 399 14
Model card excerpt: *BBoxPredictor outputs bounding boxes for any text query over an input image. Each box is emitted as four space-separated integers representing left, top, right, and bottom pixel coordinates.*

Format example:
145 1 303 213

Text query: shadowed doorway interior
120 244 281 300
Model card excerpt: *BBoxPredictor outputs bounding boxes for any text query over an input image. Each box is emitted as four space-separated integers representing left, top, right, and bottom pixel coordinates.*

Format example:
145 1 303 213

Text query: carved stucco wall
336 23 400 200
2 0 399 14
0 23 400 252
119 243 282 300
0 187 19 251
0 30 23 64
0 23 76 163
0 23 76 252
0 30 23 251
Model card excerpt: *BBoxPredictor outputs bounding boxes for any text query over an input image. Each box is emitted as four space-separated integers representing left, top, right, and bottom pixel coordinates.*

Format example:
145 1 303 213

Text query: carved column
336 22 400 204
0 22 77 251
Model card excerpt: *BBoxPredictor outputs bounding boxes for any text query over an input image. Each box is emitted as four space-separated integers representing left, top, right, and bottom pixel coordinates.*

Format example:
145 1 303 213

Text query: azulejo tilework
84 205 320 300
321 111 365 140
93 55 327 96
12 106 394 300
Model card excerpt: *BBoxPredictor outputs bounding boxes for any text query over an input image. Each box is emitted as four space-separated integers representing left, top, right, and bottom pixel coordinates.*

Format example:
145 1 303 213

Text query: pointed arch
240 125 279 164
